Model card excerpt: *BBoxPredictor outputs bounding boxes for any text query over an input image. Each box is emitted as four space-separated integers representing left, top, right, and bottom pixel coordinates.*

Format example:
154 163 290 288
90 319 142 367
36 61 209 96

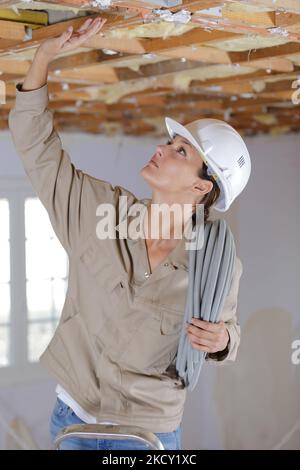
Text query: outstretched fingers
77 17 94 33
62 17 106 50
74 17 106 41
58 26 74 46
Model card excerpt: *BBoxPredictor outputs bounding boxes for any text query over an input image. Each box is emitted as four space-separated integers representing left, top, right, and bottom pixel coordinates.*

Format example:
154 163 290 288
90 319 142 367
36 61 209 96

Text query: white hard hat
165 117 251 212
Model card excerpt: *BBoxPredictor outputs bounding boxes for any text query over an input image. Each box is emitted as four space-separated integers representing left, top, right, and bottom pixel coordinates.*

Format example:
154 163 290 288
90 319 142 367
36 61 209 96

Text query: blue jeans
50 397 182 450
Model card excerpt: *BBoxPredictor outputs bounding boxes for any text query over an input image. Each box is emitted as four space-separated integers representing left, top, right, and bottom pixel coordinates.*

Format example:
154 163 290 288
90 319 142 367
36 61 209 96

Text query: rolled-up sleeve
8 82 125 255
205 255 243 365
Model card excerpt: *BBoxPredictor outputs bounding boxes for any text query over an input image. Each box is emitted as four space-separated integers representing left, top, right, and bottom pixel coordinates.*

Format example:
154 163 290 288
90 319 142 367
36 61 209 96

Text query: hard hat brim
164 116 230 211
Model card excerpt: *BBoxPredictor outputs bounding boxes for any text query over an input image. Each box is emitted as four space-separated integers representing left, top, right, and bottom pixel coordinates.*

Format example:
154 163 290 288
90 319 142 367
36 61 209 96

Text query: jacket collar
127 198 190 271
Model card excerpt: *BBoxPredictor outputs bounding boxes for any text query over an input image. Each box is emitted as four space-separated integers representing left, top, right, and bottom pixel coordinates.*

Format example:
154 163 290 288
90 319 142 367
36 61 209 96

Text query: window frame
0 177 66 386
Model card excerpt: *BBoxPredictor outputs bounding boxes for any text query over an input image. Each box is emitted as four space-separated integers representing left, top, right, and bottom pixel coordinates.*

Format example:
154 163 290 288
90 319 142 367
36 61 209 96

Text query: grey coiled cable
176 217 236 391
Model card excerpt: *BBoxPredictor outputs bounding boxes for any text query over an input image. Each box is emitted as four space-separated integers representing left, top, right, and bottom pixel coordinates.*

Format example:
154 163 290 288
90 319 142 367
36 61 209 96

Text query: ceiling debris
0 0 300 136
152 8 192 24
103 20 198 38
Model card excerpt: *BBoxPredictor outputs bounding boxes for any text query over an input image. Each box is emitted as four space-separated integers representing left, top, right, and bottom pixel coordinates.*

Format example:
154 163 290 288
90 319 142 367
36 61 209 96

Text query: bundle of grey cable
176 215 236 391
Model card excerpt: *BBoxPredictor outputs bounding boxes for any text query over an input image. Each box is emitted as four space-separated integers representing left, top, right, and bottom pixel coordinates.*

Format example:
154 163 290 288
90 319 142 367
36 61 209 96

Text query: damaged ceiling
1 0 300 136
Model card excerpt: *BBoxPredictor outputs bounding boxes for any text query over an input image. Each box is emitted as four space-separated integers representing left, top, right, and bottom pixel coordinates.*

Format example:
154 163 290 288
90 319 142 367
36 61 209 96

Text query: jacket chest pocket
79 234 125 292
78 233 128 338
117 306 184 375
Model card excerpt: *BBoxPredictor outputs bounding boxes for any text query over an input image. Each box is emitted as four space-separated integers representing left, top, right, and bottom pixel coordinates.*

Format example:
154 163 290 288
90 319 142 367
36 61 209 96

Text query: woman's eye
177 146 186 156
166 140 186 156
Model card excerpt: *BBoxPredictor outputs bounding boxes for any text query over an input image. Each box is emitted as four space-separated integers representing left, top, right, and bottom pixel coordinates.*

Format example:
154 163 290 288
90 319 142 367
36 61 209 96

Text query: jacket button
144 272 150 278
164 262 169 267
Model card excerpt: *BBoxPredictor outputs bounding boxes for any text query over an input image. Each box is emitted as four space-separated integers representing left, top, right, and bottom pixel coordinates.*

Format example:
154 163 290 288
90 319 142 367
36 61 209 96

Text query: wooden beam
50 64 119 83
48 50 118 73
0 58 31 75
275 12 300 28
159 46 231 64
114 58 219 81
228 0 300 15
0 19 27 40
160 45 294 72
0 10 144 53
0 8 48 25
229 42 300 63
172 0 225 13
48 57 214 85
194 67 300 86
222 3 276 27
245 57 294 72
138 29 241 55
191 10 300 41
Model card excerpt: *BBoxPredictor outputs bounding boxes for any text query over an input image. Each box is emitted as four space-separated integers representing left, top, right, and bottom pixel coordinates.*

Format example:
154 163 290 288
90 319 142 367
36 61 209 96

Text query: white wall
185 132 300 450
0 129 299 450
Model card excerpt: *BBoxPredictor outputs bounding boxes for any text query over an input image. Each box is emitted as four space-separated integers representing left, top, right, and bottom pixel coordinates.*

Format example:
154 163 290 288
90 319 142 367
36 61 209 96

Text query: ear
192 177 213 197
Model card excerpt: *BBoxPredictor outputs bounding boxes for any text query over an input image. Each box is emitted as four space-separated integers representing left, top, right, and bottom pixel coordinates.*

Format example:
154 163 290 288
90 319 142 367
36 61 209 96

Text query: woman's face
140 134 212 199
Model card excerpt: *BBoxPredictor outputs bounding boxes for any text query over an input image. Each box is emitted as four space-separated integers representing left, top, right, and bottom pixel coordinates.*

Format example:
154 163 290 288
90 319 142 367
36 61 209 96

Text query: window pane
0 283 10 323
0 325 9 367
25 198 55 240
26 238 53 280
28 322 55 362
0 199 9 241
27 280 52 320
25 197 68 363
53 279 67 317
0 240 10 283
26 239 68 281
25 198 68 281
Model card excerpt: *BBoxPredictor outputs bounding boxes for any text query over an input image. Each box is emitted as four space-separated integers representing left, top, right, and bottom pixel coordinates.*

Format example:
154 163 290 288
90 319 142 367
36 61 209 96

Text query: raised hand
38 17 107 61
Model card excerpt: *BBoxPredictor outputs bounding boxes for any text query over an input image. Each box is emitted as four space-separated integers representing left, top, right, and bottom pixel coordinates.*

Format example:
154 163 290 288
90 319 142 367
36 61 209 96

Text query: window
25 198 68 362
0 179 69 384
0 199 10 366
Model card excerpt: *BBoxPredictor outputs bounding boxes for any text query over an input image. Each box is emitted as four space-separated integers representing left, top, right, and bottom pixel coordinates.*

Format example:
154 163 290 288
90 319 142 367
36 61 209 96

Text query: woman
9 17 248 450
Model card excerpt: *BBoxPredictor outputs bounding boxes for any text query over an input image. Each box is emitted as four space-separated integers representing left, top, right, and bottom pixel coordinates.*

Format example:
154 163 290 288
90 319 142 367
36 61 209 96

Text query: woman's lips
149 157 159 168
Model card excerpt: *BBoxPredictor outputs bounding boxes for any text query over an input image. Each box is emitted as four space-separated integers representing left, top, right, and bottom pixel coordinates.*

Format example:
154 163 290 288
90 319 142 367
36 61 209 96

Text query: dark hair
192 161 221 225
169 133 220 224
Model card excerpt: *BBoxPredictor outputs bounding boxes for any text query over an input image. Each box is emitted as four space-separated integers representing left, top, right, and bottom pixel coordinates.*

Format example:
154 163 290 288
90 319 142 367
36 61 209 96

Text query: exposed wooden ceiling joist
1 0 300 136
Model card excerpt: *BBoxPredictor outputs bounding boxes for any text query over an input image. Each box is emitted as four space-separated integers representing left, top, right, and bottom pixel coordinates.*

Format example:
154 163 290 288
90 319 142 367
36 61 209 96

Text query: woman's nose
155 145 164 157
